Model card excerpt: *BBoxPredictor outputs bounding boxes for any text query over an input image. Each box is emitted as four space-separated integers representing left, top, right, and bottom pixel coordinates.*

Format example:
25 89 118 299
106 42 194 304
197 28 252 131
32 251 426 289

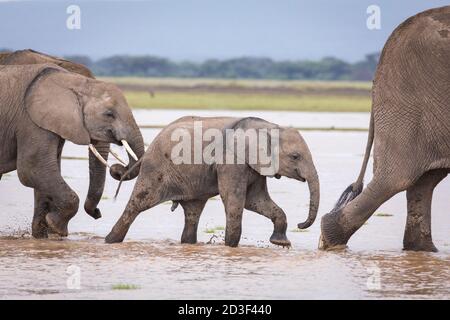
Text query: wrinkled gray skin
320 6 450 252
0 63 144 237
0 49 111 221
106 116 320 247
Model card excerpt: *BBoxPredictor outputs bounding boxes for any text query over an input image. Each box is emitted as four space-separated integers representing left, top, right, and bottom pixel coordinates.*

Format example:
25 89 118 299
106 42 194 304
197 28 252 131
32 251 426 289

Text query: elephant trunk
297 162 320 229
109 127 145 181
84 142 110 219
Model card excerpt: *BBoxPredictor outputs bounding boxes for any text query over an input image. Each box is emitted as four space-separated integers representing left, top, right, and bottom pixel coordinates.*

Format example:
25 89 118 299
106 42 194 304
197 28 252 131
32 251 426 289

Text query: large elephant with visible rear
320 6 450 252
105 116 320 247
0 63 144 237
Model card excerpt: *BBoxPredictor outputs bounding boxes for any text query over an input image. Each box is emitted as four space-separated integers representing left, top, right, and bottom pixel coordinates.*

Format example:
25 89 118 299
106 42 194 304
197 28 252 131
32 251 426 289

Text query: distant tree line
1 48 379 80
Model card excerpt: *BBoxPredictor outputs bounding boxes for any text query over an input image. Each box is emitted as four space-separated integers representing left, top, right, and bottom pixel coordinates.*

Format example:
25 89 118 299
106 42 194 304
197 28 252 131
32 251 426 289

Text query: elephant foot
45 212 69 237
403 239 438 253
181 235 197 244
32 217 49 239
270 232 291 247
224 237 240 248
105 231 125 244
31 226 48 239
319 211 349 250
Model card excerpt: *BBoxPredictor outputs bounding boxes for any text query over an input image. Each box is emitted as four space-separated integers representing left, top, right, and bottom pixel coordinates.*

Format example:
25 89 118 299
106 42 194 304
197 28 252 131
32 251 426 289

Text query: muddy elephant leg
32 190 51 238
321 177 404 249
180 199 207 244
38 141 65 236
43 182 79 237
17 136 77 237
217 165 248 247
105 174 163 243
403 169 447 252
245 176 290 247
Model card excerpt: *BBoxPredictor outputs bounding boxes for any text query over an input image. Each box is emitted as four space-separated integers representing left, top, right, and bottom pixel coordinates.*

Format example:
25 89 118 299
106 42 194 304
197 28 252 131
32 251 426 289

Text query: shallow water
1 110 449 299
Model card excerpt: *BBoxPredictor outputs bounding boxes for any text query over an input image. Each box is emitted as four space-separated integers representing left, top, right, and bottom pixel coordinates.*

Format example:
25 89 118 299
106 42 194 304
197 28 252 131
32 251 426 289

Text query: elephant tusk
89 144 110 168
109 148 127 166
121 140 138 161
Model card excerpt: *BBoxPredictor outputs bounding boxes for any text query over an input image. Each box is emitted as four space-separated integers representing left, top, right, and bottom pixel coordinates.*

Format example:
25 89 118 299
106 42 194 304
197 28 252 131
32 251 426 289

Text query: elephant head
231 117 320 229
25 66 145 187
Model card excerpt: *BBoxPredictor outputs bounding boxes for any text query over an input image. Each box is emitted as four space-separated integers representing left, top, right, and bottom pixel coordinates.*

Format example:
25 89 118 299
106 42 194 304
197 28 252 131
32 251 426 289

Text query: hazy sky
0 0 448 61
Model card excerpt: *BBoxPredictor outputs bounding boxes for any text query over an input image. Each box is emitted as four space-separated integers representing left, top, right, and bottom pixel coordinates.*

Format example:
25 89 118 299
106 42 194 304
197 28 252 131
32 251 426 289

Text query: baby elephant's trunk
297 163 320 229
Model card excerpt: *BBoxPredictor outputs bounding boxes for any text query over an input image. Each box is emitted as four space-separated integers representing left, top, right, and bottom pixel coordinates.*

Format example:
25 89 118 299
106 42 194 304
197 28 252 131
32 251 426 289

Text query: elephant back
0 49 94 78
0 64 67 110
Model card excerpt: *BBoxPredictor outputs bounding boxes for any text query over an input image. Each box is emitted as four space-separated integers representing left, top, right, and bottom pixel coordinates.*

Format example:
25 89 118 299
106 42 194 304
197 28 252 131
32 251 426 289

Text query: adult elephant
0 63 144 237
320 6 450 252
0 49 111 221
105 116 320 247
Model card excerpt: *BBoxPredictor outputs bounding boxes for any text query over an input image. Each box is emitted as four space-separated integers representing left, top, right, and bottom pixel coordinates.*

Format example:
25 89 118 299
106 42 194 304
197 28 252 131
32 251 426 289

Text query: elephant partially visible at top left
0 63 145 237
0 49 94 77
0 49 108 222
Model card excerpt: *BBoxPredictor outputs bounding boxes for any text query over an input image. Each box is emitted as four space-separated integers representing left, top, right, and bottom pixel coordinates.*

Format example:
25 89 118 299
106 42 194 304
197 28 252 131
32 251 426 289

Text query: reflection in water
1 235 449 299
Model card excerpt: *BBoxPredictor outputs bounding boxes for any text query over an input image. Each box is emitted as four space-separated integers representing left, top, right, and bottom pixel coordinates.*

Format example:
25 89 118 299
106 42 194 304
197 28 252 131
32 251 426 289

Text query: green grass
124 91 371 112
101 77 373 91
204 226 225 233
111 284 140 290
100 77 372 112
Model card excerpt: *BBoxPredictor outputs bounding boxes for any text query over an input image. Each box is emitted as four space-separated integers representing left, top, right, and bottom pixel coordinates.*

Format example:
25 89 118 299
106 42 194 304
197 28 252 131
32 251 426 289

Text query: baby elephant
106 116 320 247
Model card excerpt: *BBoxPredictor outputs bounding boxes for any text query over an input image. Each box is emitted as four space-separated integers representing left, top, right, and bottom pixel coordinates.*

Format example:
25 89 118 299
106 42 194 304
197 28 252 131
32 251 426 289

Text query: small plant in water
289 228 309 233
204 226 225 233
112 284 140 290
374 212 394 217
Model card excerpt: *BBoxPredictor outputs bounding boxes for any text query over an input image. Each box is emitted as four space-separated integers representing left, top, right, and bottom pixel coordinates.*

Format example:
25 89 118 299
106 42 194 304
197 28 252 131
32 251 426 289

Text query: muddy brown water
1 111 449 299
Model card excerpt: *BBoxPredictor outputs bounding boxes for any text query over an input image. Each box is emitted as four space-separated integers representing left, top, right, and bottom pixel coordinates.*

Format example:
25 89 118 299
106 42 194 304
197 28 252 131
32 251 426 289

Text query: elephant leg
217 165 248 247
180 199 207 244
105 174 163 243
17 137 77 237
32 190 51 238
321 177 404 249
245 176 290 247
403 169 447 252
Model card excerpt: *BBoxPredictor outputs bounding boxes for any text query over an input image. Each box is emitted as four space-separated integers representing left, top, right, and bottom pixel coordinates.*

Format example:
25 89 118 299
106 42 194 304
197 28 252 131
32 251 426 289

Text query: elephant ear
25 68 91 145
227 117 280 176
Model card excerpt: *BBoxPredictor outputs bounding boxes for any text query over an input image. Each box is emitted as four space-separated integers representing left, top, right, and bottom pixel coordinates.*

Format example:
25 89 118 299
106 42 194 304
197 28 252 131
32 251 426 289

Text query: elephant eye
104 110 115 119
290 152 301 161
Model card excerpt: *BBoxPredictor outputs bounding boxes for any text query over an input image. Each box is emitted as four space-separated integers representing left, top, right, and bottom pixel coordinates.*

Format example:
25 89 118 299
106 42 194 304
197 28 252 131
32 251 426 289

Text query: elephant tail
332 110 374 212
114 158 143 199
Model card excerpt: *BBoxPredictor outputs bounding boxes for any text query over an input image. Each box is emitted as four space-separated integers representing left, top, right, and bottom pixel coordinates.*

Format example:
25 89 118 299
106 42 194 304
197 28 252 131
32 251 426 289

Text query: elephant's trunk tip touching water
297 163 320 230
